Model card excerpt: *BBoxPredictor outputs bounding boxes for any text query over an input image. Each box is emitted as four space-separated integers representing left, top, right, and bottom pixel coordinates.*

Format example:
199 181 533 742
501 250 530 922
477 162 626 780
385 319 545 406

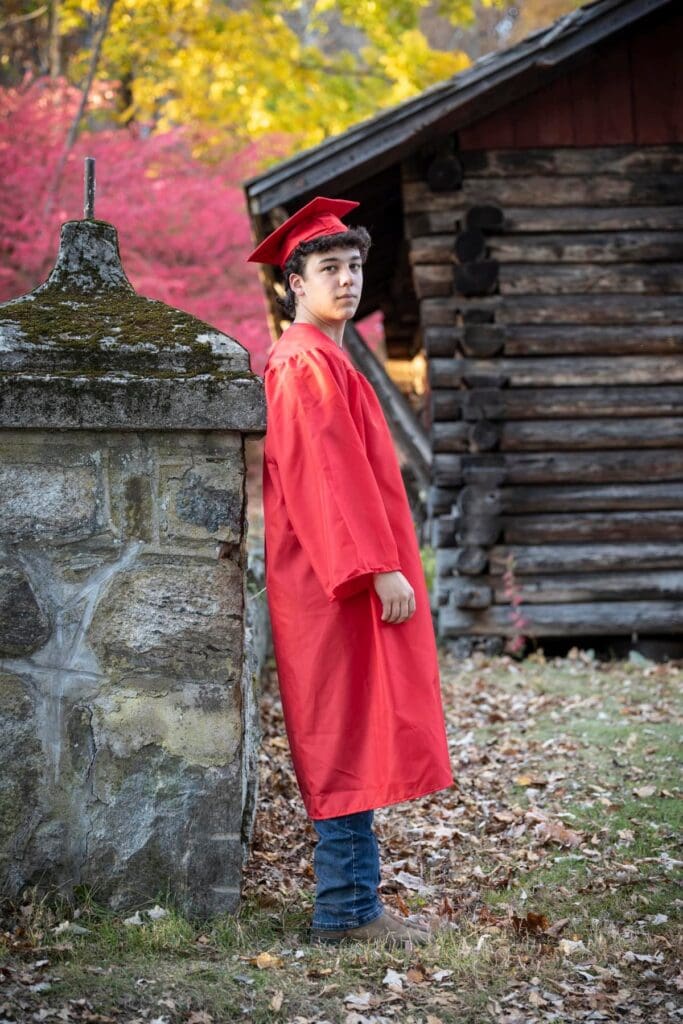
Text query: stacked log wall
403 143 683 651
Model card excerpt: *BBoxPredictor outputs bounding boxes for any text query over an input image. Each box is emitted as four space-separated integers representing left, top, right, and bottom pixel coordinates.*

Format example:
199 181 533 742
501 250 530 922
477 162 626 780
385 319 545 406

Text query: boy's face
289 246 363 325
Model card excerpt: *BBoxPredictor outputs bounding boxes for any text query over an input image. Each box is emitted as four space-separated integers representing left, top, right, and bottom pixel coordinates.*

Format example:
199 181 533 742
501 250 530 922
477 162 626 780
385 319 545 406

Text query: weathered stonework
0 219 266 918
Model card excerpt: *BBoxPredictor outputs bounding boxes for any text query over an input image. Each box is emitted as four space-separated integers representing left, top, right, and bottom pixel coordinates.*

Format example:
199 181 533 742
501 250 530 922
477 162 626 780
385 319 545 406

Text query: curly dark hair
276 227 372 319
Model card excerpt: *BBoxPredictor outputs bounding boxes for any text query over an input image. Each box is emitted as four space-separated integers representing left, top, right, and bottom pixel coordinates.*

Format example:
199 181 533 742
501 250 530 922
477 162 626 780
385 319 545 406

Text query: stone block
159 460 243 543
0 565 50 655
88 557 244 682
82 742 243 915
0 673 43 891
0 461 101 540
91 682 241 772
48 538 125 584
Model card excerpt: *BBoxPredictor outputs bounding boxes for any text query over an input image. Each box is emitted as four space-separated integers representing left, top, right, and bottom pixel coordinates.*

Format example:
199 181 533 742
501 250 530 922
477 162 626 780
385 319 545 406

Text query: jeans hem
311 901 384 932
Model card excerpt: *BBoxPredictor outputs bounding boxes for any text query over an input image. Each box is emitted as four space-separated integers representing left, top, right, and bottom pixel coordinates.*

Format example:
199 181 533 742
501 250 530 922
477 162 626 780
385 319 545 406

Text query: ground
1 645 681 1023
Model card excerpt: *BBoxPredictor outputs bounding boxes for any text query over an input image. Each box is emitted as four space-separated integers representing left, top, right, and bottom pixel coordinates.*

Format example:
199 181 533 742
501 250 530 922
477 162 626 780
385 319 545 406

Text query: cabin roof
244 0 672 214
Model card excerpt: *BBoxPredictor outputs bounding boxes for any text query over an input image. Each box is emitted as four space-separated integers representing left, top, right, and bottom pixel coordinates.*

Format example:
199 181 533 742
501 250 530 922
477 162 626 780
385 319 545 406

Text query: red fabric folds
262 322 454 819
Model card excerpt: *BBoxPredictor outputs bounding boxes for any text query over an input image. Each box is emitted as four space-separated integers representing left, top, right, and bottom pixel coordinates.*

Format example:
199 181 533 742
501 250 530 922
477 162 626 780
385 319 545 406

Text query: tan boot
310 909 432 948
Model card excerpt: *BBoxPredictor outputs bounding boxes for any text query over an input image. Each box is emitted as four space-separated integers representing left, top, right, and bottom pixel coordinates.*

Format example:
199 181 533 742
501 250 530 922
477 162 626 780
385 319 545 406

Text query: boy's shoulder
265 323 353 375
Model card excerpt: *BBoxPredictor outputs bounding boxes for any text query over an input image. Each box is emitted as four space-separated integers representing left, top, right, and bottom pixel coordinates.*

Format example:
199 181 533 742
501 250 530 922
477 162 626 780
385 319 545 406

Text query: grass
1 649 681 1023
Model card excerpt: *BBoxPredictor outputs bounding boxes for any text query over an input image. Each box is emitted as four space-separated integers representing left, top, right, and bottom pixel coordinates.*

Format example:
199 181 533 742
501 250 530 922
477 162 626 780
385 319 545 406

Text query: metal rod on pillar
84 157 96 219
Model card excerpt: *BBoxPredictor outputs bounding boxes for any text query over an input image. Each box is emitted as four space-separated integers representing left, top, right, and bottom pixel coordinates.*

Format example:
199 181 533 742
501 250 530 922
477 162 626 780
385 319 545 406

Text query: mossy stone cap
0 218 265 433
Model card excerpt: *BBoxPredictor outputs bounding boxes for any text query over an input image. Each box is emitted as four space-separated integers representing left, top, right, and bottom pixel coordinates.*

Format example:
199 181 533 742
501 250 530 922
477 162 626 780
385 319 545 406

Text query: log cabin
243 0 683 656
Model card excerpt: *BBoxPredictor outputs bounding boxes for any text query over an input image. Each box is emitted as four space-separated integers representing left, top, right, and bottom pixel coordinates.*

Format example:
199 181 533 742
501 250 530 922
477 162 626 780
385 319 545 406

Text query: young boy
247 197 453 947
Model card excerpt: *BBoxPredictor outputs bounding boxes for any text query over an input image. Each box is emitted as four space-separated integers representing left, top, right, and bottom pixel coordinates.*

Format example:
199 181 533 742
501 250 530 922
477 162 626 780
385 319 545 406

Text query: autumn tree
1 0 485 150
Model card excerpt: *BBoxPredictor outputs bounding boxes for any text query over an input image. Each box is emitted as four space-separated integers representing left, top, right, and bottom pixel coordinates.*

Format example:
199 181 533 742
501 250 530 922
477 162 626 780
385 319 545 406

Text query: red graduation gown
262 322 454 819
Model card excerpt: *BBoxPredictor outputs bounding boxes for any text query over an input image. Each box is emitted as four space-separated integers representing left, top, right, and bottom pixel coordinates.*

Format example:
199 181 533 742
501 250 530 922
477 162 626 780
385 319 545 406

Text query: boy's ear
289 271 305 296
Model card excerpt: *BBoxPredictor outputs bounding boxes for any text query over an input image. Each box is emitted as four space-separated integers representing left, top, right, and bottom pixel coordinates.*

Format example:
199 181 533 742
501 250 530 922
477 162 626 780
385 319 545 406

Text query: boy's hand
373 570 416 624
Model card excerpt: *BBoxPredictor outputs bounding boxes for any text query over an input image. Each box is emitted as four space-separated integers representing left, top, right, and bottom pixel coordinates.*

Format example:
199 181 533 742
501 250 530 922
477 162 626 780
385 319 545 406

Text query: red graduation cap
247 196 360 268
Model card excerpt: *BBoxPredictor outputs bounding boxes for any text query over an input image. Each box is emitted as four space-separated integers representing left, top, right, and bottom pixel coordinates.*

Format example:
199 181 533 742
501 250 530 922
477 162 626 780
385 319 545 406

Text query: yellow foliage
56 0 475 157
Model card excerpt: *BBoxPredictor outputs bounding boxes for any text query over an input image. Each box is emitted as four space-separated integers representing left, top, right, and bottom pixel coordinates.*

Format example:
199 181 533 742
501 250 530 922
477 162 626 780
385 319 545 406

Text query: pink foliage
0 77 290 373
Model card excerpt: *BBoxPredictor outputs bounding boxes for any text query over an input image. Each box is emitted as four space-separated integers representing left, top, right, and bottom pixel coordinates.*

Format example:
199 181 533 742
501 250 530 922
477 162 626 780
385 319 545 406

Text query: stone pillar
0 219 266 918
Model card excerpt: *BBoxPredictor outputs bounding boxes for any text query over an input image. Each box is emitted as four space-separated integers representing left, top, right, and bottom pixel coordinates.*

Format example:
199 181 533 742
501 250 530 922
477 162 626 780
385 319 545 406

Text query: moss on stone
0 287 231 371
0 368 253 381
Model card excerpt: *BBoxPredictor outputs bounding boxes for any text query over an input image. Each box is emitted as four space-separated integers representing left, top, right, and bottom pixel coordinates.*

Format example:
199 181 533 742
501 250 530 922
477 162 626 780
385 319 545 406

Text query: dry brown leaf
269 737 289 750
394 892 410 916
493 810 516 823
545 917 570 937
438 894 455 920
511 911 549 935
515 773 546 787
533 820 582 847
269 989 284 1011
406 966 426 984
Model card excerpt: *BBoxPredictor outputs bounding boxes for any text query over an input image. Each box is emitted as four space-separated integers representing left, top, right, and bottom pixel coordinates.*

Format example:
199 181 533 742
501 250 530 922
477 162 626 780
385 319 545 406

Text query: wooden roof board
244 0 674 214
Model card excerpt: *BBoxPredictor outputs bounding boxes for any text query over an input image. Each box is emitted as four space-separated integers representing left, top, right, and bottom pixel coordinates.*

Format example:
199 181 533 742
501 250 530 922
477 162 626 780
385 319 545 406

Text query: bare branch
44 0 117 218
0 5 48 33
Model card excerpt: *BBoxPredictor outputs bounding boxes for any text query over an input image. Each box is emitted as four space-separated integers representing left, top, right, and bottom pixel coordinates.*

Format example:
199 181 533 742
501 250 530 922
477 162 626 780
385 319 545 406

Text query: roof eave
245 0 671 214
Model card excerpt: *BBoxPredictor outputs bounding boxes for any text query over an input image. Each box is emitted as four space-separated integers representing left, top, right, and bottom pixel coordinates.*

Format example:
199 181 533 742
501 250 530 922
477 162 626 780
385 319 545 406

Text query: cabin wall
403 141 683 652
457 11 683 150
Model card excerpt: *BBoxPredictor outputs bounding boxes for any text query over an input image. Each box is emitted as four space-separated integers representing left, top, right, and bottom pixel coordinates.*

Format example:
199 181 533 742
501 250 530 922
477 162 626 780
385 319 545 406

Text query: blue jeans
311 810 384 930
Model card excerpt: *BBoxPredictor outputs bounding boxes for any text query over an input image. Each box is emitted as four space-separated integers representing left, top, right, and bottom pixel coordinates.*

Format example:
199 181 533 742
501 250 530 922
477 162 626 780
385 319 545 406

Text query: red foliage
0 77 288 373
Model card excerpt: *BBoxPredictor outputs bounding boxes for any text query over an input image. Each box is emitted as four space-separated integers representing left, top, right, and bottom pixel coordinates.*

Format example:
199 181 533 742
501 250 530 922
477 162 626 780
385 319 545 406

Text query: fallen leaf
516 773 547 787
394 893 410 916
269 989 284 1011
382 968 404 992
186 1012 213 1024
394 870 434 894
493 810 516 823
429 969 453 982
343 991 374 1010
633 785 656 799
253 952 283 970
622 950 664 964
545 917 570 937
558 939 587 956
533 820 582 848
146 905 167 920
53 921 90 935
123 911 144 926
511 911 549 935
406 967 426 984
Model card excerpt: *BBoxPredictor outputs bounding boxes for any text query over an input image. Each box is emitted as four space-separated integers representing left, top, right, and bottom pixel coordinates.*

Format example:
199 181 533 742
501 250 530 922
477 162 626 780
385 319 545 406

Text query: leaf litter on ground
1 646 681 1022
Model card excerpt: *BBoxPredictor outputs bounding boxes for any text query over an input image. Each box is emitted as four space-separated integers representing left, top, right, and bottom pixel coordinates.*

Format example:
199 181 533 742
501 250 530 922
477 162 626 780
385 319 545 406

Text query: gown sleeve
265 346 403 602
